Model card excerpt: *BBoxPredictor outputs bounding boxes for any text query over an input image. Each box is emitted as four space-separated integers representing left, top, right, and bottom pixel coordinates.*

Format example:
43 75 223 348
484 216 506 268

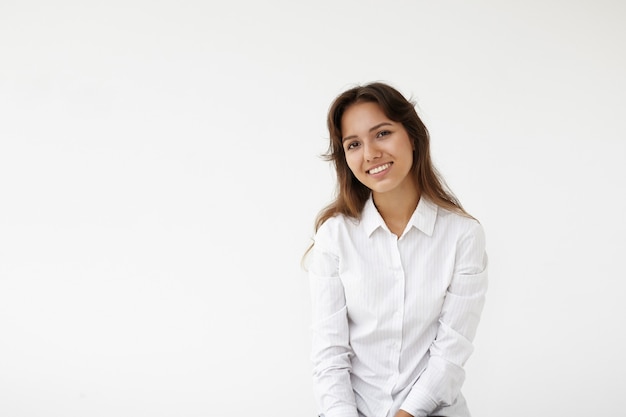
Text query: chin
369 184 396 194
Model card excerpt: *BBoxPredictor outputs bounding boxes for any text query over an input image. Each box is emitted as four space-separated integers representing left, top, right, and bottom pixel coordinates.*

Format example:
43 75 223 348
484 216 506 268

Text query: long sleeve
401 221 488 416
309 233 358 417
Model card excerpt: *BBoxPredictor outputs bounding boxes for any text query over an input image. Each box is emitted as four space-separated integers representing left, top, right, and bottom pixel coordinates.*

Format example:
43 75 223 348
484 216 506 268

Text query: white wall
1 1 625 416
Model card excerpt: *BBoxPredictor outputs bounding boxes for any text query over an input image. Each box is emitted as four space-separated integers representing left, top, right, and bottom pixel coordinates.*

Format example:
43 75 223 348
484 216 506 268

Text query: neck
372 185 420 237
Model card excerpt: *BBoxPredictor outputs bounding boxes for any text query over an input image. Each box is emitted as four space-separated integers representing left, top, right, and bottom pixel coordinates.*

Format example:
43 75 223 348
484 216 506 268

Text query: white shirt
309 195 488 417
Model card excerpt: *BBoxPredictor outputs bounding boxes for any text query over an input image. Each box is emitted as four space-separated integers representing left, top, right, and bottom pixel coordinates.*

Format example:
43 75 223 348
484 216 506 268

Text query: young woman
307 82 488 417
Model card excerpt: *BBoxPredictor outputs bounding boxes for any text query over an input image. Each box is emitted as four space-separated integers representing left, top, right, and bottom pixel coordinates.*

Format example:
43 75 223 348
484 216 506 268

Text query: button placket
391 238 405 368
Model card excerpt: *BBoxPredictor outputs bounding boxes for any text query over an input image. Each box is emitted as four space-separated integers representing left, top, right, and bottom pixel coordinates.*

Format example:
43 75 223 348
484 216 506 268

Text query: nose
364 142 382 162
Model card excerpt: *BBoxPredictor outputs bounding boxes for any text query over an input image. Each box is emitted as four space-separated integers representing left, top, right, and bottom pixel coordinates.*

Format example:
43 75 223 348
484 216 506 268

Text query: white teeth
369 163 391 174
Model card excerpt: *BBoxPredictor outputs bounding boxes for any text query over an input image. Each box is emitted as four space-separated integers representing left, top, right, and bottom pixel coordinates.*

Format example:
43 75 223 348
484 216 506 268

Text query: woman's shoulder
314 213 358 250
435 204 485 239
315 212 353 236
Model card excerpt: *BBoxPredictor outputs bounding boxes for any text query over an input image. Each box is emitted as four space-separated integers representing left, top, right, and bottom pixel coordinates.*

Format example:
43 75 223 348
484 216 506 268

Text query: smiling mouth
367 162 392 175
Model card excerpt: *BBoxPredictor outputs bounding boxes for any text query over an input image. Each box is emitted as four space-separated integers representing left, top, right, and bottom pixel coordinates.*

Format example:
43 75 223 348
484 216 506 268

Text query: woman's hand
394 410 414 417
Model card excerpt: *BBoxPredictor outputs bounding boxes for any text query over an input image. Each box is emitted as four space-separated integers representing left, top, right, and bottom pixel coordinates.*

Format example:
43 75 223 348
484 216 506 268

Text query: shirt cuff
322 407 359 417
400 388 438 417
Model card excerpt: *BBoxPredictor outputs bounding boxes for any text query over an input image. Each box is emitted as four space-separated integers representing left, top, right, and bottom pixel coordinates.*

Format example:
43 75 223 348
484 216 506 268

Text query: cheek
402 139 416 164
344 153 361 174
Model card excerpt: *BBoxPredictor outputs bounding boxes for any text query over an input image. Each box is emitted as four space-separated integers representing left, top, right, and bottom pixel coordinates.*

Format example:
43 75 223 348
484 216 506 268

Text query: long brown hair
314 81 471 233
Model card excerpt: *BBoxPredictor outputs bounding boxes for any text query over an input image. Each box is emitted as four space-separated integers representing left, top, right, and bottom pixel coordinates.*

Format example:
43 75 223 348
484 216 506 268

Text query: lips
367 162 392 175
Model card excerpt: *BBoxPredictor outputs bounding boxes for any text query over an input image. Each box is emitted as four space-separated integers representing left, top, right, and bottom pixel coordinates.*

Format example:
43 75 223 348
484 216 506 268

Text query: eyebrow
342 122 393 143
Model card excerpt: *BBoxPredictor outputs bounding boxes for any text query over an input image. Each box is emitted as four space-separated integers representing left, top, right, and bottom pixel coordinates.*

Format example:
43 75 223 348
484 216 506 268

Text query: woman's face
341 101 416 197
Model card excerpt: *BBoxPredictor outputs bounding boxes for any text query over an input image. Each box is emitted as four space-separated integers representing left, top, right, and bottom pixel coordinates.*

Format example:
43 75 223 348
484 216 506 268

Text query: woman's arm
400 221 488 417
309 234 358 417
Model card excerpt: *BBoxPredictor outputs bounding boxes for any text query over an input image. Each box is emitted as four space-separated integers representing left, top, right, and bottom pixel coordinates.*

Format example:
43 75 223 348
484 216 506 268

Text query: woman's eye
346 141 360 150
376 130 391 138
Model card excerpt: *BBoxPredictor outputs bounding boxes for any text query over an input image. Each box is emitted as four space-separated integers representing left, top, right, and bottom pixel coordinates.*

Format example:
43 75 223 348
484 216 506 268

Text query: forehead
341 102 391 132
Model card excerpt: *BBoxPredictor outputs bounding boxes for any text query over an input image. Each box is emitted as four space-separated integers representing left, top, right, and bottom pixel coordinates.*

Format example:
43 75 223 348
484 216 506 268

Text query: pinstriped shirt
309 195 488 417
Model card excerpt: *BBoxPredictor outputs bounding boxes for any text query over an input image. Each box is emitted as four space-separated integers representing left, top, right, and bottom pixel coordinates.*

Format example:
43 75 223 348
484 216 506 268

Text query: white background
1 1 625 416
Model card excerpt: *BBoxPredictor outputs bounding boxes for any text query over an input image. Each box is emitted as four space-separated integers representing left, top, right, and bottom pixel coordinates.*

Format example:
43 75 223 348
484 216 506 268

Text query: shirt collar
361 193 438 237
